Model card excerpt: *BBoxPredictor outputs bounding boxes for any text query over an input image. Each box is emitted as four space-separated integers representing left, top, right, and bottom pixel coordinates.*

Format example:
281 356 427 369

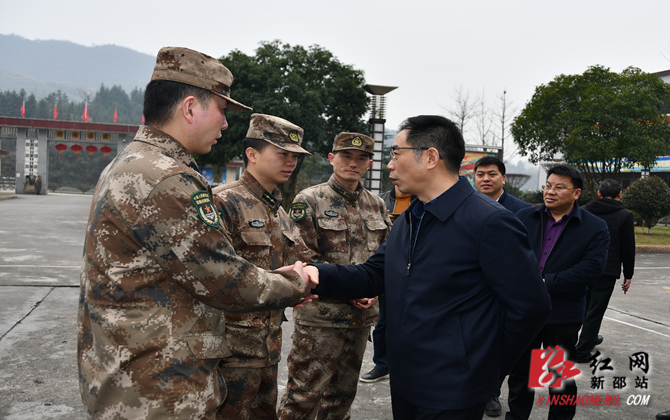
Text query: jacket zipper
407 211 425 275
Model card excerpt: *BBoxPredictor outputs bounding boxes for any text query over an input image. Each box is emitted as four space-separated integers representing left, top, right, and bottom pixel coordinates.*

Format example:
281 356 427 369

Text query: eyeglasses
389 146 440 161
542 184 575 193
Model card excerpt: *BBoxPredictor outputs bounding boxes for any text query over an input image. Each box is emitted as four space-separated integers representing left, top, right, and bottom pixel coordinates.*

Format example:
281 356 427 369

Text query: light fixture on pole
364 84 397 194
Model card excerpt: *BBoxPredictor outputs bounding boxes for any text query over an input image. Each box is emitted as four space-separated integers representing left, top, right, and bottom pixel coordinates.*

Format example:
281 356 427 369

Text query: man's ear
245 147 257 164
181 96 197 123
425 147 441 169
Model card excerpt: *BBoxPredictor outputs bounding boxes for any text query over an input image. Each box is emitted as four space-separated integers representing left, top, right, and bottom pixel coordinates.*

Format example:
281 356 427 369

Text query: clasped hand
277 262 319 307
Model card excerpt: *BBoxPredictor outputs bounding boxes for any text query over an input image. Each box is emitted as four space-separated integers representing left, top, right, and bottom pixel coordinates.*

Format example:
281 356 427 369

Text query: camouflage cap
245 114 312 155
150 46 251 112
332 132 374 154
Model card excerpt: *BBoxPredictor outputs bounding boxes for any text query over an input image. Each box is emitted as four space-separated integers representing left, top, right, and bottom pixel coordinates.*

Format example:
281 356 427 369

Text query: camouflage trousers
277 324 370 420
218 364 279 420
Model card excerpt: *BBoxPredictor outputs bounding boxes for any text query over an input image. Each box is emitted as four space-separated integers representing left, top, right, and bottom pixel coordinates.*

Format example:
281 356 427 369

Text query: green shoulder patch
191 190 220 228
290 202 308 222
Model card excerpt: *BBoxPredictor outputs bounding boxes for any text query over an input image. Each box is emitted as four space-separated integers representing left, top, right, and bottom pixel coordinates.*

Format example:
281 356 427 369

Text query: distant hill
0 34 155 100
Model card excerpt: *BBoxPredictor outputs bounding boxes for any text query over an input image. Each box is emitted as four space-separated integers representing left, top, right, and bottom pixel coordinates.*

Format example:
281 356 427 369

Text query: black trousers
506 322 581 420
391 389 486 420
575 275 617 359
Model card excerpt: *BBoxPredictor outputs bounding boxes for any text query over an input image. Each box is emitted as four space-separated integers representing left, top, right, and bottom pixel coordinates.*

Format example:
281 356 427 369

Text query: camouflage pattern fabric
278 325 370 420
212 171 316 419
278 174 390 419
289 174 391 328
77 126 306 420
217 365 278 420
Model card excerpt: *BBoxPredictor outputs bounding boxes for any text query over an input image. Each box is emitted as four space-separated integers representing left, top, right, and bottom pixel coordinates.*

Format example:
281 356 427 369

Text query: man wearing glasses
304 115 551 419
506 165 609 420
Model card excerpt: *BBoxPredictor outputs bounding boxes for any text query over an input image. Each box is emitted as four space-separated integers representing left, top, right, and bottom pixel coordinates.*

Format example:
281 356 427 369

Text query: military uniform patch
351 136 362 147
324 210 339 217
249 220 265 228
290 202 308 221
289 131 300 143
191 190 220 228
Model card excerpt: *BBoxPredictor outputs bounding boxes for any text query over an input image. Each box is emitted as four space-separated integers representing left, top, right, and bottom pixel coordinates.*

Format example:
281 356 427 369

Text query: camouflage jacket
289 174 391 328
212 171 315 368
77 126 306 420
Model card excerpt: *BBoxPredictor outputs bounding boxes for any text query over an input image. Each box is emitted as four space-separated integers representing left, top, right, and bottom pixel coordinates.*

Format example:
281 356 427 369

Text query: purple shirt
538 206 575 273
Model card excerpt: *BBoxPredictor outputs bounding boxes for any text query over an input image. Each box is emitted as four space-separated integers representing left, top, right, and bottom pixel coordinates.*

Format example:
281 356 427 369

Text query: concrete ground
0 193 669 419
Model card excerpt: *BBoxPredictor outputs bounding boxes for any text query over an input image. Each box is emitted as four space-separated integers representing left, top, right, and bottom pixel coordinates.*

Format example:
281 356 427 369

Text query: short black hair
546 165 583 190
242 138 270 166
598 179 622 199
143 80 214 128
398 115 465 174
474 156 506 175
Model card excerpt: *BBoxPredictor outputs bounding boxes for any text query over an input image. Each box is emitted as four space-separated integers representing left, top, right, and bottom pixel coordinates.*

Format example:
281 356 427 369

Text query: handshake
278 262 320 307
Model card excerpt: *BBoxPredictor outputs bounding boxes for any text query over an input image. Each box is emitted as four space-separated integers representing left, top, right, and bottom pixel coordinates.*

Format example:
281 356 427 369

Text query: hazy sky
3 0 670 146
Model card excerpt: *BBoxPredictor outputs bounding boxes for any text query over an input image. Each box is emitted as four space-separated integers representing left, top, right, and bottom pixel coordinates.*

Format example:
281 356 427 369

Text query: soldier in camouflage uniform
77 47 315 420
278 133 392 420
212 114 316 420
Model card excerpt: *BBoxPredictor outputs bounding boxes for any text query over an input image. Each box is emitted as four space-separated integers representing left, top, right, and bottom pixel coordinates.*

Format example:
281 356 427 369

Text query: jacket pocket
316 217 348 254
365 218 388 252
185 333 231 359
441 315 469 373
225 311 264 327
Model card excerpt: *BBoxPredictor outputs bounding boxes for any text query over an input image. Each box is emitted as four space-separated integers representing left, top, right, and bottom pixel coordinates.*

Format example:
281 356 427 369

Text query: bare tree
474 89 495 146
443 86 477 142
492 90 519 161
75 87 93 103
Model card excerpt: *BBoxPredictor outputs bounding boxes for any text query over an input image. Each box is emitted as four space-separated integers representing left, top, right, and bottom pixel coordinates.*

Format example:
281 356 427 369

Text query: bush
621 176 670 234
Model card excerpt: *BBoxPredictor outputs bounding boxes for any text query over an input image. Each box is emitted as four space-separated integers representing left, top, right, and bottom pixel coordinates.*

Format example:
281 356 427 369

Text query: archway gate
0 117 139 194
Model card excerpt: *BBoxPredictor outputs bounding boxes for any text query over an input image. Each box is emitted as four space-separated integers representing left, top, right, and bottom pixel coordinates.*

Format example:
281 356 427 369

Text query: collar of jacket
404 176 474 223
239 170 283 211
328 174 362 202
133 125 199 172
532 202 585 225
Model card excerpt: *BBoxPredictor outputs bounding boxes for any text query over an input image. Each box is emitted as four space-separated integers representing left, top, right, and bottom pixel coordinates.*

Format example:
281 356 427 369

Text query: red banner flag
82 102 89 123
21 101 25 118
53 104 58 119
114 108 118 123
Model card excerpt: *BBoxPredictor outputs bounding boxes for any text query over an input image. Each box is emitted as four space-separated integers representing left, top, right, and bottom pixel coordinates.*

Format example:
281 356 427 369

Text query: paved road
1 194 669 419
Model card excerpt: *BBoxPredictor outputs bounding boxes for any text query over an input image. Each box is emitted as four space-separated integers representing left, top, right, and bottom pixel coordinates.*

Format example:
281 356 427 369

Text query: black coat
498 189 531 213
582 198 635 279
315 178 551 410
516 204 610 324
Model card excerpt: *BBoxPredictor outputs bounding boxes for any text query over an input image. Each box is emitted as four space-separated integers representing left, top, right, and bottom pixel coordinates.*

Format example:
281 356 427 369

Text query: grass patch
635 225 670 245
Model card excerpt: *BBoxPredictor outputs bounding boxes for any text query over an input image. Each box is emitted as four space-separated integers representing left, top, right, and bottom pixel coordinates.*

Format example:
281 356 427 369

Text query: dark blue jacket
314 178 551 410
515 204 609 324
498 188 531 213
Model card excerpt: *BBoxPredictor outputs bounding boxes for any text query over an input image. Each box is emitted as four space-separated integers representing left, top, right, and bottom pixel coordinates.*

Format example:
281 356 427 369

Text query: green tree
621 176 670 234
511 66 670 196
194 40 369 204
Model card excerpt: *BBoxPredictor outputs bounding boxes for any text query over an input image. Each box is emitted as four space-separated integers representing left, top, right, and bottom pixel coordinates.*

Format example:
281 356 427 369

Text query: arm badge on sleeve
290 202 308 222
191 190 220 228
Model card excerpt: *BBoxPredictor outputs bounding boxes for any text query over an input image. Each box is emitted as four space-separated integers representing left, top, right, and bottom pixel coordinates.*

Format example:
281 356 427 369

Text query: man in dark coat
474 155 531 416
304 115 551 419
508 165 609 420
474 156 531 214
574 179 635 362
